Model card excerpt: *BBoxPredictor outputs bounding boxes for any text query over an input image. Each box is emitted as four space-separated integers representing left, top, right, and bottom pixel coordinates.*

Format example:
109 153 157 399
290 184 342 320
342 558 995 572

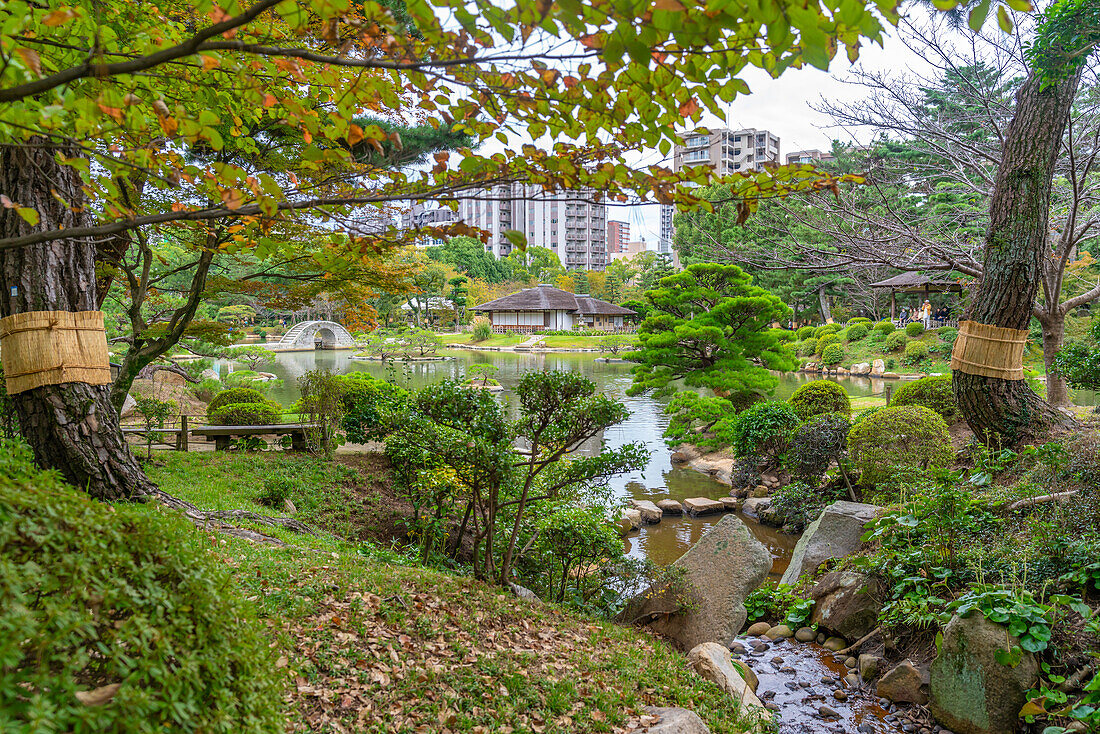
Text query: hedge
211 401 281 426
788 379 851 420
848 406 953 484
891 375 958 420
208 387 267 414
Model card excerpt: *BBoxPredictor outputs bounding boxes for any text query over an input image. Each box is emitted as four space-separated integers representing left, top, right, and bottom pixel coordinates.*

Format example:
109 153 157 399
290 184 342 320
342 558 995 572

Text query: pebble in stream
730 636 904 734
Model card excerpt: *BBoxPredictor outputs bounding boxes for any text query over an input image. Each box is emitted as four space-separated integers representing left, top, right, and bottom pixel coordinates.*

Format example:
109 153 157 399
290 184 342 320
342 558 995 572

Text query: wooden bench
122 426 187 450
190 423 315 451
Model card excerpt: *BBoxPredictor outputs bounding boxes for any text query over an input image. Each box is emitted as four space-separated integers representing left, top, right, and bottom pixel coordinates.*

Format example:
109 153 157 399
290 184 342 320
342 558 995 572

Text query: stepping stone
683 497 726 516
719 496 742 510
656 498 683 515
631 499 663 524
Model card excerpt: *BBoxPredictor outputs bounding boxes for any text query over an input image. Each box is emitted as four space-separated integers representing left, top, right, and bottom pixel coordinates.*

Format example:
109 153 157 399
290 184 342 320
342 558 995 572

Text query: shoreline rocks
809 571 882 640
631 499 663 524
780 501 880 585
684 497 726 516
687 643 771 723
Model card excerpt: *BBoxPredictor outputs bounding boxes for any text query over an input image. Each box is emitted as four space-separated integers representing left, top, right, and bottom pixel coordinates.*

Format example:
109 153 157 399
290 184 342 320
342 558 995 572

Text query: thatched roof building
472 285 634 333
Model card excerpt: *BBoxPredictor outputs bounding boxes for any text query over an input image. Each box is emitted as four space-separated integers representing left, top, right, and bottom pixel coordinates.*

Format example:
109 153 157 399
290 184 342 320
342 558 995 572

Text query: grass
136 452 763 733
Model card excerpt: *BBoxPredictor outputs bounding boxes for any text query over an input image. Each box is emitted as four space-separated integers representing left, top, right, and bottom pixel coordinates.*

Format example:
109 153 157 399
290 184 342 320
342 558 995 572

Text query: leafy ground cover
136 452 762 733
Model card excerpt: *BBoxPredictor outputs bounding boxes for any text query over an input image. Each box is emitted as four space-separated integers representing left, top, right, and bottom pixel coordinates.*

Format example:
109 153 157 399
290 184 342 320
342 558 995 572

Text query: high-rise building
400 203 460 247
458 184 608 270
607 220 630 253
785 149 835 165
661 127 782 250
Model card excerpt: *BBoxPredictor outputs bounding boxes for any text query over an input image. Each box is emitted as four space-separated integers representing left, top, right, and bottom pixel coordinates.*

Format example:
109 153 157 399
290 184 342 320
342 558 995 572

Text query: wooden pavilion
869 273 965 321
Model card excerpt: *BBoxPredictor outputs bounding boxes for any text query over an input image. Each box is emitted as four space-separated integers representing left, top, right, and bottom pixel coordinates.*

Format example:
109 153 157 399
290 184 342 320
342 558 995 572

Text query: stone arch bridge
276 320 355 349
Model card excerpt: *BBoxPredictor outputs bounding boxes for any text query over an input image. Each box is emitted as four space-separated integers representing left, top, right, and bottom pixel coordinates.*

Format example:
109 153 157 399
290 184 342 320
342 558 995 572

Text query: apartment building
459 184 608 271
785 149 836 165
607 220 630 253
661 127 781 253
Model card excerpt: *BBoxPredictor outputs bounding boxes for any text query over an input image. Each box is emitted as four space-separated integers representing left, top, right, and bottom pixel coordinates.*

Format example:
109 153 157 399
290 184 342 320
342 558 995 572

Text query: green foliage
799 337 819 357
467 363 501 386
222 371 281 394
845 323 869 342
730 402 800 460
211 402 280 426
938 327 959 343
190 377 224 403
628 264 795 404
1053 318 1100 389
789 380 852 420
0 439 282 731
847 317 873 326
208 387 267 414
821 343 845 366
848 406 953 484
255 474 294 509
891 375 958 420
814 324 840 338
599 334 633 355
905 321 926 337
903 340 930 364
222 345 275 370
874 320 896 335
886 331 908 352
338 373 410 444
525 506 624 606
662 393 738 450
815 332 840 354
744 583 814 628
796 326 816 340
788 413 852 484
772 479 843 530
298 369 347 456
133 395 176 457
427 237 511 283
951 586 1054 657
471 317 493 342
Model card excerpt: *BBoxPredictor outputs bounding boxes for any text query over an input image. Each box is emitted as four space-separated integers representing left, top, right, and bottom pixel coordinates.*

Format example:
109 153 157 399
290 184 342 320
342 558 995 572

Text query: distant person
899 306 909 323
921 300 932 328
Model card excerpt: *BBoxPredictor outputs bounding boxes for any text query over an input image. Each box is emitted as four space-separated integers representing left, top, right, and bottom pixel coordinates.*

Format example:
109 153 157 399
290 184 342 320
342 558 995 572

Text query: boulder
718 497 741 511
670 449 692 465
687 643 771 722
657 499 684 515
741 497 771 517
751 485 770 498
930 613 1039 734
623 515 771 649
859 654 883 682
745 621 771 637
120 394 138 419
823 636 847 652
882 372 901 379
632 499 664 524
200 368 220 381
877 659 927 705
795 627 815 643
619 508 643 535
809 571 882 640
507 583 541 603
871 359 885 376
764 625 793 640
642 706 711 734
683 497 726 516
780 501 880 585
851 363 871 376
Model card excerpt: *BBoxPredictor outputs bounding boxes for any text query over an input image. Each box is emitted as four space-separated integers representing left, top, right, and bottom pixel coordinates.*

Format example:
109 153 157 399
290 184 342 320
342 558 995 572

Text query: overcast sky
622 22 936 244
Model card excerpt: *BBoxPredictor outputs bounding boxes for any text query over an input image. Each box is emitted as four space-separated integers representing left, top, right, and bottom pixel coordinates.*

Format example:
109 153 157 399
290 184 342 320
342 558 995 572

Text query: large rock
741 497 771 517
877 659 927 704
809 571 882 640
780 501 879 585
120 394 138 419
632 499 663 524
619 508 643 535
200 368 220 381
642 706 710 734
687 643 771 721
683 497 726 516
930 614 1039 734
851 362 871 376
623 515 771 649
871 359 885 376
657 499 684 515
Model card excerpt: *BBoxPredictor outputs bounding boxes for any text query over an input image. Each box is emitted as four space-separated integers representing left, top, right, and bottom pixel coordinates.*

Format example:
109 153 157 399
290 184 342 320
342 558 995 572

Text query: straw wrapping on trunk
950 320 1028 380
0 310 112 394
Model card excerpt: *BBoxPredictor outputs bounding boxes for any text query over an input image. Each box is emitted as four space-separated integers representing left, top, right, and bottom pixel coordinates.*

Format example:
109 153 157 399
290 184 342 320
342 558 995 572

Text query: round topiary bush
874 320 895 335
821 343 845 366
789 379 851 420
903 340 930 364
814 324 841 338
796 326 816 340
891 374 958 420
789 412 852 481
211 401 281 426
847 405 953 484
207 386 267 413
847 317 873 326
886 331 908 352
852 406 884 427
938 327 959 343
816 332 840 354
905 321 926 337
799 337 819 357
845 323 869 342
731 401 801 459
0 439 283 731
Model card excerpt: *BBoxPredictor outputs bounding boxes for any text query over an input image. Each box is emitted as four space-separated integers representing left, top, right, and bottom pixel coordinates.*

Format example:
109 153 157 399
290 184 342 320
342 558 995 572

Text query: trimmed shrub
847 317 873 326
821 343 845 366
816 332 840 354
874 320 895 335
796 326 816 340
904 340 930 364
852 406 884 427
789 379 851 420
211 401 280 426
191 377 223 403
731 401 800 459
905 321 926 337
845 323 869 342
885 331 908 352
799 337 818 357
835 328 850 342
338 372 411 443
814 324 840 338
207 386 266 414
0 439 283 731
847 405 953 484
938 327 959 343
788 412 851 481
891 374 958 420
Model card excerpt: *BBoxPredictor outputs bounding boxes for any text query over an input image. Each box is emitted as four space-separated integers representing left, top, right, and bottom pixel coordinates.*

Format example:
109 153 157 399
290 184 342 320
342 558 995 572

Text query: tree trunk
0 142 155 500
1037 308 1071 407
953 72 1079 441
818 287 832 323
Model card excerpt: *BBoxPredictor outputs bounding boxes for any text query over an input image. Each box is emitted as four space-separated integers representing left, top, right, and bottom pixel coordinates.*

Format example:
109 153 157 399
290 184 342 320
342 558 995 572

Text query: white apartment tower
459 184 608 270
660 127 781 249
